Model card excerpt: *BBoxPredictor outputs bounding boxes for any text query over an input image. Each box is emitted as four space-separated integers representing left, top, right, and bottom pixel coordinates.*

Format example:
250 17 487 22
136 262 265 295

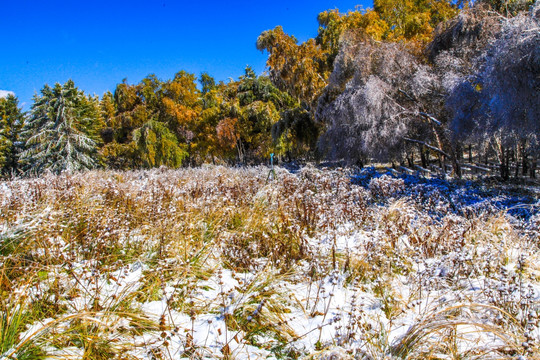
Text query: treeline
1 0 538 179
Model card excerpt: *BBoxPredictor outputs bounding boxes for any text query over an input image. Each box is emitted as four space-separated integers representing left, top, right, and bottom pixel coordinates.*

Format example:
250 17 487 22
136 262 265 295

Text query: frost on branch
316 37 436 164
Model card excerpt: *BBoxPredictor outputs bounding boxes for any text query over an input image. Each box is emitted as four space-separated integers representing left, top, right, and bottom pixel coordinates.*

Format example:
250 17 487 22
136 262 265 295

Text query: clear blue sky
1 0 372 109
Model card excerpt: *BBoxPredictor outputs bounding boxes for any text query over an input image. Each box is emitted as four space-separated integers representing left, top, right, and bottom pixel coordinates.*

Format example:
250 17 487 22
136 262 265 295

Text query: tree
100 72 201 168
479 0 535 16
316 0 458 62
373 0 458 43
160 71 201 150
200 72 216 95
20 80 100 174
112 79 148 144
447 3 540 178
133 120 188 168
99 91 117 144
317 39 432 164
0 94 25 176
256 26 328 108
271 105 319 161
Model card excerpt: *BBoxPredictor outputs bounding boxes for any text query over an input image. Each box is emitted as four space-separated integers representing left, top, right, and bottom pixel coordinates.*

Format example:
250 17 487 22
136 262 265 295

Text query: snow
1 167 538 359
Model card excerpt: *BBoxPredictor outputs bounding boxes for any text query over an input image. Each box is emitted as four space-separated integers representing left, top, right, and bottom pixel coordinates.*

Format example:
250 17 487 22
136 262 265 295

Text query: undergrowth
0 165 538 359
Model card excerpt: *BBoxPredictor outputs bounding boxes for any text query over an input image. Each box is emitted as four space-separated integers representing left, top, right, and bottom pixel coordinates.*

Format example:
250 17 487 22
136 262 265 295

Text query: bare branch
419 112 442 126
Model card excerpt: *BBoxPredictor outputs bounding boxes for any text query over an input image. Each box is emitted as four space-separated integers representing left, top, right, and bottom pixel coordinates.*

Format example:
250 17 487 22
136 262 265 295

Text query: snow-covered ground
1 166 539 359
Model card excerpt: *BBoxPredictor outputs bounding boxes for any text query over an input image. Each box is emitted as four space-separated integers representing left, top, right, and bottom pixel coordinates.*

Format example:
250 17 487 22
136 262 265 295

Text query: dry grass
0 166 538 359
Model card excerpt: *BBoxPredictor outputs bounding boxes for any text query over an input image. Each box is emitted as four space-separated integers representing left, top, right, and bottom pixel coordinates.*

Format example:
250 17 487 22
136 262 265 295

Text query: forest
1 0 538 180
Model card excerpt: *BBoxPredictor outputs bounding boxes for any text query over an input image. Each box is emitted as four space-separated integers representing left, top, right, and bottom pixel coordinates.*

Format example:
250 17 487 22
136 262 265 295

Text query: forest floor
1 165 539 360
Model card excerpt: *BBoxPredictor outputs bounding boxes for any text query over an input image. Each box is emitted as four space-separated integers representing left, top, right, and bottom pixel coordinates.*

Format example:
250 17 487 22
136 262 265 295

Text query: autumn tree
98 85 141 169
99 71 201 168
160 71 201 162
256 26 328 108
316 0 458 62
373 0 458 43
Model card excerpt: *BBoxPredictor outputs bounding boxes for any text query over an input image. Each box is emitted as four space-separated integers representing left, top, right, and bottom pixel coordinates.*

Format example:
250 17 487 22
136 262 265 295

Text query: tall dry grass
0 166 538 359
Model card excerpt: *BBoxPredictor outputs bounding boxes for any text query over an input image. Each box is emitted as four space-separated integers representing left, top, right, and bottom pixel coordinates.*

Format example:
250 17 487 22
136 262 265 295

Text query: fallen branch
385 167 400 176
415 165 432 174
404 137 450 158
462 164 491 172
399 166 414 174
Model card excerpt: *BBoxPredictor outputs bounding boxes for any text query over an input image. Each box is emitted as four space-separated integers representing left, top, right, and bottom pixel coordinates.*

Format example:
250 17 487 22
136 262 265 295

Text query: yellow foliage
257 26 328 107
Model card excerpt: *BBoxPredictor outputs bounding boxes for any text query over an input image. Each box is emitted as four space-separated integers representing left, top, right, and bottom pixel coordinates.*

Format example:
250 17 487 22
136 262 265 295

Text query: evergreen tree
21 80 100 174
0 94 25 176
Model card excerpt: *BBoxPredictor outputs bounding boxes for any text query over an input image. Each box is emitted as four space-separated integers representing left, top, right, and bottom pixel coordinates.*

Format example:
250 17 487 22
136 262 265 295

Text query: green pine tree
21 80 100 174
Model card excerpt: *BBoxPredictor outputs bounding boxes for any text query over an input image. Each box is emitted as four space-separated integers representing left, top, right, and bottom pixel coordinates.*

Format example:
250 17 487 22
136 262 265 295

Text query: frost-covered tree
316 35 453 169
447 2 540 178
0 94 25 176
21 80 100 174
480 0 535 16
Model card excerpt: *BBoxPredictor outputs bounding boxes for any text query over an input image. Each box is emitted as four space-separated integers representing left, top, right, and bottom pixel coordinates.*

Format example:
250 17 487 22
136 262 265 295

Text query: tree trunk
420 145 427 168
514 147 520 178
407 151 415 168
520 140 528 177
522 151 529 177
495 138 508 180
449 148 462 179
236 138 244 164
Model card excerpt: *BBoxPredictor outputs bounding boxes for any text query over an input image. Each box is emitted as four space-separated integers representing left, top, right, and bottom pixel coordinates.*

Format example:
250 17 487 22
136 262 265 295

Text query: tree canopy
6 0 539 179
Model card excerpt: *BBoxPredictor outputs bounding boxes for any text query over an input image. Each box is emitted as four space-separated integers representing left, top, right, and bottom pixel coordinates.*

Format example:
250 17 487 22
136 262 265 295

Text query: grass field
1 166 539 359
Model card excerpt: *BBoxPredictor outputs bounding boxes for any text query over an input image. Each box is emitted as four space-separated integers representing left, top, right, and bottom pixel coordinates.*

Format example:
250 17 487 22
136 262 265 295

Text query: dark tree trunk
520 140 528 177
420 146 427 168
407 152 415 168
522 151 529 177
500 148 510 181
496 140 510 181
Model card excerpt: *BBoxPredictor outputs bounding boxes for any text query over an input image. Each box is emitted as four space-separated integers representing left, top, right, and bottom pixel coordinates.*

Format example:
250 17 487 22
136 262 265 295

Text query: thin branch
398 88 416 102
419 112 442 126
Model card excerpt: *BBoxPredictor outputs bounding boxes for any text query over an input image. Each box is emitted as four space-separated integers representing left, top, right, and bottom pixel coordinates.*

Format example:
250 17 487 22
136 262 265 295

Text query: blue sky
1 0 372 109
